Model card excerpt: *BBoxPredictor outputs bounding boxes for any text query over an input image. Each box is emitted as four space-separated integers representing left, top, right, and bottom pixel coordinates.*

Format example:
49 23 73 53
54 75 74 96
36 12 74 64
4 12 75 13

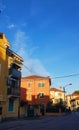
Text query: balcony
9 68 21 79
7 88 20 98
7 78 20 88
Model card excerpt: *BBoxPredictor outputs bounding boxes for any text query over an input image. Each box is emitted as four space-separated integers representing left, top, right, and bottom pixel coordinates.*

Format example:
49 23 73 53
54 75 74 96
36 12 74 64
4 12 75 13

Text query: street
0 112 79 130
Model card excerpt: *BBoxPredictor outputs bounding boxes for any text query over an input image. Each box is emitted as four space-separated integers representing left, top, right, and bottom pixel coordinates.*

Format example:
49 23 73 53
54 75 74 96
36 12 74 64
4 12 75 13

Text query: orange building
21 75 51 108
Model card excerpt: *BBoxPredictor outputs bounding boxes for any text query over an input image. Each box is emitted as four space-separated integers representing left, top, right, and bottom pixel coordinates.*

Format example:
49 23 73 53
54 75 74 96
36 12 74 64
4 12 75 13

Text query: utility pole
63 83 72 101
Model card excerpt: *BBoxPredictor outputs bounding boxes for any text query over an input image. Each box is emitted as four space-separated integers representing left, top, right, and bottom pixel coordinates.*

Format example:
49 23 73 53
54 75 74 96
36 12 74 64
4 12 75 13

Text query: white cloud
22 58 50 77
12 30 50 77
7 24 16 29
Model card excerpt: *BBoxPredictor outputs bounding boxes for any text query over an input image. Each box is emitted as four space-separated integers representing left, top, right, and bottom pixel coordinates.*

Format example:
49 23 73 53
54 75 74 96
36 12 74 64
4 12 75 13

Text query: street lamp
63 83 72 101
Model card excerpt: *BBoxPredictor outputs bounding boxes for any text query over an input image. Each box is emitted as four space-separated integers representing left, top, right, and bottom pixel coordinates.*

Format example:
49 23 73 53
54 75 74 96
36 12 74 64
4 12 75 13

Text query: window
28 82 32 88
0 34 3 39
42 83 44 87
8 99 14 112
58 92 62 97
77 101 79 105
38 93 44 99
28 94 31 99
27 93 32 100
38 83 41 87
38 83 44 87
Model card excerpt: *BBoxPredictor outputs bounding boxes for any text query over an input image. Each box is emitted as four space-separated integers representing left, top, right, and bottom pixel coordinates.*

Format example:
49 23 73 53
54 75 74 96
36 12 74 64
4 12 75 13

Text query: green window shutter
42 83 44 87
8 99 14 112
38 83 41 87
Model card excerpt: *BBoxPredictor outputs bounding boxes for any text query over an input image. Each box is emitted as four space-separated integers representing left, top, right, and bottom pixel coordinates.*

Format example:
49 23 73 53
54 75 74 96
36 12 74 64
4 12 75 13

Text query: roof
66 94 72 97
72 93 79 96
50 88 64 92
7 48 23 62
67 93 79 97
75 96 79 100
22 75 50 79
71 96 79 101
21 75 51 85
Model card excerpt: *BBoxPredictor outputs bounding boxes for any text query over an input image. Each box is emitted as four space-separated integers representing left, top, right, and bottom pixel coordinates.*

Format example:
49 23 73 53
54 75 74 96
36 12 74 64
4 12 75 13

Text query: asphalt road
0 112 79 130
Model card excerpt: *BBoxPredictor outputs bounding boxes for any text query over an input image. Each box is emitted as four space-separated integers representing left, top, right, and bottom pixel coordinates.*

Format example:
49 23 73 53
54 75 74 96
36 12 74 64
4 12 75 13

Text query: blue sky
0 0 79 93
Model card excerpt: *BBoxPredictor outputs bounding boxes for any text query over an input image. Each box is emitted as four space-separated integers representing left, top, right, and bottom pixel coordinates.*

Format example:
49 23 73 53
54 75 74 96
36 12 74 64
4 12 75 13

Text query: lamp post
63 83 72 101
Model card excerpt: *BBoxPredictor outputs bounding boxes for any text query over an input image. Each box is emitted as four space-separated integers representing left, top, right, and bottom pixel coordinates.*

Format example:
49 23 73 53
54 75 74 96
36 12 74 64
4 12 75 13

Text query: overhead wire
23 64 33 73
22 64 79 79
51 73 79 79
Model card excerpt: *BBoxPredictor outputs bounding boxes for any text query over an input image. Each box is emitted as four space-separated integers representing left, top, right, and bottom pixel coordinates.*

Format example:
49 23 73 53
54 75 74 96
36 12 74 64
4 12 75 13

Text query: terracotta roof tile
22 75 50 79
67 93 79 97
50 88 64 92
73 96 79 101
72 93 79 96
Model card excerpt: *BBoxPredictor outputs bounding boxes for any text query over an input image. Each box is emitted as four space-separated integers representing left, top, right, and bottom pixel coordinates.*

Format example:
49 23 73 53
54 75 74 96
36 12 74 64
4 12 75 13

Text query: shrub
46 101 67 113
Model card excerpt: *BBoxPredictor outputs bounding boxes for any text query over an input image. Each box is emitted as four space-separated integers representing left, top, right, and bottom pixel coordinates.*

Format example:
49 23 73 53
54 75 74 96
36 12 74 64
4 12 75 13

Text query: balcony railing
7 88 20 98
7 78 20 88
9 68 21 79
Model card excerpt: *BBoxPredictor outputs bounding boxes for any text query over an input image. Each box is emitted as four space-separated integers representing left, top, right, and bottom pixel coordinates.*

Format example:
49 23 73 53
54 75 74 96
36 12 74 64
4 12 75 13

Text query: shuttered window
8 99 14 112
38 83 44 87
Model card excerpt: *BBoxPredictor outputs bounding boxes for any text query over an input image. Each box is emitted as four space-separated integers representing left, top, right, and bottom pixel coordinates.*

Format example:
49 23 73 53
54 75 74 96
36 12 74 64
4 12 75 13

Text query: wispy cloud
23 58 50 76
7 24 16 29
7 22 27 30
12 30 50 77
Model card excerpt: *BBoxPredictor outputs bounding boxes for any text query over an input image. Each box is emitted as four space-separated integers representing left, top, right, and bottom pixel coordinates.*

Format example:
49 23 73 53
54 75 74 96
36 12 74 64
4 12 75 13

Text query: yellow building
66 94 79 110
70 96 79 111
50 88 65 104
0 33 23 120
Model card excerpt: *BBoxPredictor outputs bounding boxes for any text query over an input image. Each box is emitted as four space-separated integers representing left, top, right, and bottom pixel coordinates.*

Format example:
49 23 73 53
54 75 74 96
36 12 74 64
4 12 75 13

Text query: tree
46 100 53 108
73 90 79 95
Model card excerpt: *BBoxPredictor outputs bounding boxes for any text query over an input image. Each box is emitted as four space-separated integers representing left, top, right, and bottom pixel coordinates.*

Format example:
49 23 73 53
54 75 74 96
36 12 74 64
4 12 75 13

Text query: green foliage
73 90 79 95
47 100 53 108
46 101 67 113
